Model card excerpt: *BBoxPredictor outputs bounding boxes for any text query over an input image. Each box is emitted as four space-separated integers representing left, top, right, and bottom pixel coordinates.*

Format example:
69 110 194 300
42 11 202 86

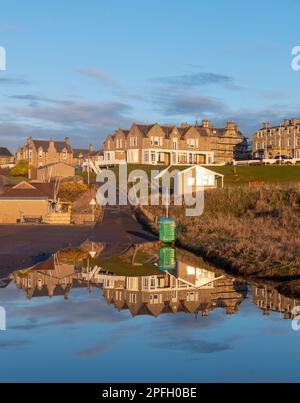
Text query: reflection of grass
91 255 160 276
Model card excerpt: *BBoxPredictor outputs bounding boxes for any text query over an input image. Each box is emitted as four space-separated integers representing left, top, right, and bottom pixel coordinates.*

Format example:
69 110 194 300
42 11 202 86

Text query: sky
0 0 300 151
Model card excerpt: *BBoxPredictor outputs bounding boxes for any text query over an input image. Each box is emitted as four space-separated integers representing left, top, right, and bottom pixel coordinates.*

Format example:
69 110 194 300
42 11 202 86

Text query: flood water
0 243 300 383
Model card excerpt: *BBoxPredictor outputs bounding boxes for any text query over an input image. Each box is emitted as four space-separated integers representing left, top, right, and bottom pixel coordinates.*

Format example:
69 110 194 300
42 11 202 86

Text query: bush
58 182 89 202
10 160 32 177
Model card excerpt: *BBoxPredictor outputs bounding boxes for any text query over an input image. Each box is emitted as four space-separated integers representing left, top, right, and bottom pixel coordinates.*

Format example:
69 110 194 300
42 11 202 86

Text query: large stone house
102 120 248 165
0 147 14 167
252 118 300 159
16 137 99 168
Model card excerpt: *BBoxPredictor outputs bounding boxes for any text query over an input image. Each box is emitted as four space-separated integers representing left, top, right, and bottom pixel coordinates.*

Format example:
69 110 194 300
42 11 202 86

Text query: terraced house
252 118 300 159
0 147 14 167
17 137 99 168
102 120 248 165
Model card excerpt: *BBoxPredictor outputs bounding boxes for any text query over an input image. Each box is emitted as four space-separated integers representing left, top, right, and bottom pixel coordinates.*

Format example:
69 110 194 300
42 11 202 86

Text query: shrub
10 160 32 177
58 182 89 202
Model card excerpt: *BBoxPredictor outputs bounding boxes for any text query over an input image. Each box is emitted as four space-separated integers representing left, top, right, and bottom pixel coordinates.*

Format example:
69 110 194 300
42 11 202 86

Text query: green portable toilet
159 218 176 243
159 246 177 271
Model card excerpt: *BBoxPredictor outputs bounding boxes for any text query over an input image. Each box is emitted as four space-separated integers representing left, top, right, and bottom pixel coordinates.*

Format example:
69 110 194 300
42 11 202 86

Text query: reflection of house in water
252 285 300 319
0 276 12 288
11 255 247 317
13 255 93 299
101 261 247 317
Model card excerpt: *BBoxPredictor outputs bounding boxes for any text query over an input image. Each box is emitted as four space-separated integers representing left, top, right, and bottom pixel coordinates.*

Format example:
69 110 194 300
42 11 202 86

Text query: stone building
16 137 99 168
252 118 300 159
102 120 248 166
0 147 14 167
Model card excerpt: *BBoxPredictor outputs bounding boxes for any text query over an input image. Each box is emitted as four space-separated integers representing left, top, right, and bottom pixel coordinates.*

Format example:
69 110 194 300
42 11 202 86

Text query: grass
90 255 160 276
102 164 300 188
140 186 300 280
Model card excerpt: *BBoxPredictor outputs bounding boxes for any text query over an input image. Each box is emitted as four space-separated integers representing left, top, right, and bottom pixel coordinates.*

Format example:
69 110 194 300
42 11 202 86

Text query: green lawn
106 164 300 187
210 165 300 186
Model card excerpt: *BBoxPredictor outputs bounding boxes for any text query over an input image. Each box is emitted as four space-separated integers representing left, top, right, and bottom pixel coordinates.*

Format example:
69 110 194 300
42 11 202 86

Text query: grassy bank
140 185 300 283
107 164 300 187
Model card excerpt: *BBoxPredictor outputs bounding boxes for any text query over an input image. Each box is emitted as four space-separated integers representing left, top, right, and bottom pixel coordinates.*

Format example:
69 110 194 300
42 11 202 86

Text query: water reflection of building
13 256 94 299
252 285 300 319
11 255 247 317
101 262 247 317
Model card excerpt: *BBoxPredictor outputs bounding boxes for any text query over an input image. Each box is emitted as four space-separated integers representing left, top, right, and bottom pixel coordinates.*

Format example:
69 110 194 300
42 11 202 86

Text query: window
130 137 137 147
187 138 198 148
129 293 137 303
151 151 156 163
144 151 149 163
150 277 156 289
151 136 161 146
62 152 67 160
39 148 43 159
172 140 177 150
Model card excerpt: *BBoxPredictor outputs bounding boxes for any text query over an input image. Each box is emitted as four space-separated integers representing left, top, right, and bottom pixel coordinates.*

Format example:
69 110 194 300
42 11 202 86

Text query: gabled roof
177 165 224 178
0 180 55 199
72 148 90 158
160 125 176 136
32 139 72 153
0 147 13 157
134 124 156 136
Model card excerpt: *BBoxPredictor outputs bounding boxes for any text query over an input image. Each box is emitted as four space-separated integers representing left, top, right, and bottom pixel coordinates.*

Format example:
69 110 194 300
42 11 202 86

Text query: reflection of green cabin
159 246 176 271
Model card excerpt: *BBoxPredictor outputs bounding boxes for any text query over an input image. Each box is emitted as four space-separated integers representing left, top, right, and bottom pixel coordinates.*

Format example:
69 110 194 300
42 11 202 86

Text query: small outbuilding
176 165 224 194
30 162 75 182
0 181 50 223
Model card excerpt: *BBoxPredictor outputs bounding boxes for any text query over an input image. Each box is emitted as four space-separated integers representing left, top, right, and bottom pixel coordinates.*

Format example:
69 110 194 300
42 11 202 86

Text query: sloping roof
135 124 155 136
0 180 54 199
160 125 176 136
32 139 72 153
177 165 224 178
0 147 13 157
0 187 48 199
72 148 90 158
37 162 74 169
31 182 56 199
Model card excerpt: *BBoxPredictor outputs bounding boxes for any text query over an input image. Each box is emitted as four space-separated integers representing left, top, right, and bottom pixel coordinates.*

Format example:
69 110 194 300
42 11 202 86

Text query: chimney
263 121 270 129
202 119 209 128
181 122 189 129
226 121 236 131
292 118 299 125
284 119 290 127
89 144 94 152
64 136 70 145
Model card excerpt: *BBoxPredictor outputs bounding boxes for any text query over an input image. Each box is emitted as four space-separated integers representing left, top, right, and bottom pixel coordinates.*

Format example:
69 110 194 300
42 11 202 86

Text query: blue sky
0 0 300 150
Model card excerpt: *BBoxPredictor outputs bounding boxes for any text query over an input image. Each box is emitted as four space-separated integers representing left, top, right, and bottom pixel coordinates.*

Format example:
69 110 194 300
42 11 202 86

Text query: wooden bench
23 215 43 224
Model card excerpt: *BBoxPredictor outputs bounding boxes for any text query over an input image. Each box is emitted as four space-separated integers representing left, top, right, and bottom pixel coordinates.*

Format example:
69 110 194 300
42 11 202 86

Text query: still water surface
0 244 299 383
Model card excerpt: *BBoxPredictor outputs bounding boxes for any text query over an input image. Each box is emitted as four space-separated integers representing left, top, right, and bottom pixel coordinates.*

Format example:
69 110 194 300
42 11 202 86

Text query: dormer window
62 152 67 160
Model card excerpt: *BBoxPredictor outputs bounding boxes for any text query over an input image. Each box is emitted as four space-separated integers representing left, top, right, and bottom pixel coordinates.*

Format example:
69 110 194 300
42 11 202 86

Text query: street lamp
90 198 96 223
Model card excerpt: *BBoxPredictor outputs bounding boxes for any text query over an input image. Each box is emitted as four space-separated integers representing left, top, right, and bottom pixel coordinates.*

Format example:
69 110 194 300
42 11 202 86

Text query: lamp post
90 198 96 223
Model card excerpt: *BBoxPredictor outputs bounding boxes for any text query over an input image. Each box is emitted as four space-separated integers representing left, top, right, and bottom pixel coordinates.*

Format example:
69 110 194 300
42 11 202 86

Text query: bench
23 215 43 224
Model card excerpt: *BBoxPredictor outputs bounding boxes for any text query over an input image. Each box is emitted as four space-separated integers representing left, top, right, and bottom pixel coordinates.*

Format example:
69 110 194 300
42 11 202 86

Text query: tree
10 160 32 177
